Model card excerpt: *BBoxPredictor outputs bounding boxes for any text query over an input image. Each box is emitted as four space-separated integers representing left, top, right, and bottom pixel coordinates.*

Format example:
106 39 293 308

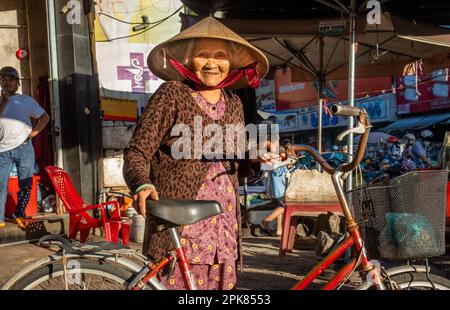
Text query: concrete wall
26 0 49 95
0 0 49 97
54 0 102 204
0 0 30 95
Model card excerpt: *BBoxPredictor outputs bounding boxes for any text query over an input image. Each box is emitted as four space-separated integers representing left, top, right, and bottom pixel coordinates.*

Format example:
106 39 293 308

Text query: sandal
12 214 28 230
259 221 276 236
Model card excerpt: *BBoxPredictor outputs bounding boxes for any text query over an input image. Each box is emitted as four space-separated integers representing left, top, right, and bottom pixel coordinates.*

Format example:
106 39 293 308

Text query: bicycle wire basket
346 170 448 260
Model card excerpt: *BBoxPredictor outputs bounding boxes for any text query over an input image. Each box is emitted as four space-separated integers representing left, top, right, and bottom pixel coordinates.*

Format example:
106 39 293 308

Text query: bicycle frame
292 228 380 290
290 170 386 290
134 169 386 291
134 165 384 291
133 227 197 290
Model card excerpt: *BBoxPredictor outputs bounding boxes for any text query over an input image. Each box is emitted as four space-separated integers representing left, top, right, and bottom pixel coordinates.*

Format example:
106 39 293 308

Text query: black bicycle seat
147 199 223 226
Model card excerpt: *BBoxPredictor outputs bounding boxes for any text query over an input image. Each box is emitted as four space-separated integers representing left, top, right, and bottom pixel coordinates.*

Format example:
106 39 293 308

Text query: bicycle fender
355 265 429 290
1 253 142 290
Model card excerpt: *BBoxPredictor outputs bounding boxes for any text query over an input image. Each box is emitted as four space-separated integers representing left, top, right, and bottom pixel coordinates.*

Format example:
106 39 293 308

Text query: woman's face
191 39 231 87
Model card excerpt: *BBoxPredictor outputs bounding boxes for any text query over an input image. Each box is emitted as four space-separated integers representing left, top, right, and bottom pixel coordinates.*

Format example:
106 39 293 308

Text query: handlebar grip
331 104 361 117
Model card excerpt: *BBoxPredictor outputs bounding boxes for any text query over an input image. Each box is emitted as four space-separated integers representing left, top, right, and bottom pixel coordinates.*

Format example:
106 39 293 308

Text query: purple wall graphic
117 52 157 93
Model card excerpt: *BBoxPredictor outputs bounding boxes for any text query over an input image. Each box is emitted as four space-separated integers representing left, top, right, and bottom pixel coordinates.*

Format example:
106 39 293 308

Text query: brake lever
337 119 366 142
271 156 297 170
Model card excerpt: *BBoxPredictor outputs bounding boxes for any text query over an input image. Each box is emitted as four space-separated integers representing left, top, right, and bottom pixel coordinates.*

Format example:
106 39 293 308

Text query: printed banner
94 0 182 94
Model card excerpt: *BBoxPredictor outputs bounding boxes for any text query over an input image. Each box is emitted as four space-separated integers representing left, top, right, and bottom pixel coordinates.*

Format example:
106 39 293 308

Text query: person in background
342 145 349 154
328 145 345 167
384 136 403 176
0 66 49 229
260 140 292 237
412 130 434 168
401 133 417 172
386 136 402 162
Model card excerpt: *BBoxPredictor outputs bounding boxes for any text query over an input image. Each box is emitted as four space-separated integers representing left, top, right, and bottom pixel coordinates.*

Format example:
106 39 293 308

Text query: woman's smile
190 38 231 87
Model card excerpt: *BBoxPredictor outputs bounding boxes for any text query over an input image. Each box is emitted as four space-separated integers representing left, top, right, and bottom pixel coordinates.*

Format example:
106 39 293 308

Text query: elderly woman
123 17 274 290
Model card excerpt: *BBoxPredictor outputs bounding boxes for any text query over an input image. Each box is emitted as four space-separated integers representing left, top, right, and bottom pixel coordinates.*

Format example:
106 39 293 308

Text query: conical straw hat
147 17 269 88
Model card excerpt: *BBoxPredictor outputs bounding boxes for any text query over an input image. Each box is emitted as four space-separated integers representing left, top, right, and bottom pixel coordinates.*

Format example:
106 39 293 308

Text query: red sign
396 68 450 114
15 48 29 61
274 67 392 111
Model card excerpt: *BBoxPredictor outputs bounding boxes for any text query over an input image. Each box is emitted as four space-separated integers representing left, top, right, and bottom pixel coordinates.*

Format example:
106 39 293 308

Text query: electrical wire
98 11 145 24
97 5 183 25
352 71 449 97
96 19 164 42
96 6 183 42
93 0 171 14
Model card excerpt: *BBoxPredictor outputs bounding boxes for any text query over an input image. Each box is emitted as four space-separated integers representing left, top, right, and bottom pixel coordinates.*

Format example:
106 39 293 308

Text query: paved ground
0 242 54 286
0 231 448 290
0 230 360 289
236 235 359 290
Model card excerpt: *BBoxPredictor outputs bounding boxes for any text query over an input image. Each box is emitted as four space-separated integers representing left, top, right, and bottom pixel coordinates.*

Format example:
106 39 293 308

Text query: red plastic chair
45 166 130 246
279 202 343 256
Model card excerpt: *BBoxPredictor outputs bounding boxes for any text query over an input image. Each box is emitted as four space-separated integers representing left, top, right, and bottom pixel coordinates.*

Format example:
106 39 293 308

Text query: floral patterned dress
160 89 238 290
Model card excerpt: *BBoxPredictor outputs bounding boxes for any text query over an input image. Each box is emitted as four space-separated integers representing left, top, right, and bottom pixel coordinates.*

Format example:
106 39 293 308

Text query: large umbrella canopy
354 131 392 144
181 1 450 25
180 13 450 81
180 0 450 188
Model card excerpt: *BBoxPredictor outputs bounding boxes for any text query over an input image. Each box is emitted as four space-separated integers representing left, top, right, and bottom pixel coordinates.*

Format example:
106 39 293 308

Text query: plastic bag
379 212 439 259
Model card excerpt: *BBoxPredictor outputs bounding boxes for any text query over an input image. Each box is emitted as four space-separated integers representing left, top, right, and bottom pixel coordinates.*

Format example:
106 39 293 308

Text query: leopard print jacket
123 81 245 271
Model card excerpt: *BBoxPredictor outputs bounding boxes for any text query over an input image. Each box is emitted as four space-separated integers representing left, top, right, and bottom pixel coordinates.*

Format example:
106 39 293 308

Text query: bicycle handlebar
331 104 361 117
288 105 371 175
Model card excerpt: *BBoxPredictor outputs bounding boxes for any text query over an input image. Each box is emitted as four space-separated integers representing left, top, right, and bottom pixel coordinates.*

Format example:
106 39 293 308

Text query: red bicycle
3 104 450 290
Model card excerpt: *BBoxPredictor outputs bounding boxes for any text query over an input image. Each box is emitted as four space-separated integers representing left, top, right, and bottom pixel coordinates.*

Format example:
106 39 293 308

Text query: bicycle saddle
147 199 223 226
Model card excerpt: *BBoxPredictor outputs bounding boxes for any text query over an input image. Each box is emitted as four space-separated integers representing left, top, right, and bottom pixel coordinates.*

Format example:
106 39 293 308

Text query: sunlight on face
191 39 231 87
0 76 19 93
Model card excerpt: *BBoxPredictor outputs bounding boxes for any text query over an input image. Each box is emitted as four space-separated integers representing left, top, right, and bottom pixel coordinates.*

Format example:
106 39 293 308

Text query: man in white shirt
0 67 49 228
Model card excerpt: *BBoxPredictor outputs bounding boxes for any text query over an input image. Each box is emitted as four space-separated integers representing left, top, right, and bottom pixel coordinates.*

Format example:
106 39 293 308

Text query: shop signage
278 114 298 132
255 79 275 97
258 110 297 132
396 68 450 114
318 20 346 36
310 112 340 129
261 99 276 112
358 97 387 121
95 0 183 94
117 52 157 93
297 94 396 131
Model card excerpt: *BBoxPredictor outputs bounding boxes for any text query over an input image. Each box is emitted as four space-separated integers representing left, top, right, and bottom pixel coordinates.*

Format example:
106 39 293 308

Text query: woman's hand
260 152 281 165
134 186 159 218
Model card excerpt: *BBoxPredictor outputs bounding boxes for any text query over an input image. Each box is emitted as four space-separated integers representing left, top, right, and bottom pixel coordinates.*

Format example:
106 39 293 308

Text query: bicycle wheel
390 272 450 290
10 259 134 290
